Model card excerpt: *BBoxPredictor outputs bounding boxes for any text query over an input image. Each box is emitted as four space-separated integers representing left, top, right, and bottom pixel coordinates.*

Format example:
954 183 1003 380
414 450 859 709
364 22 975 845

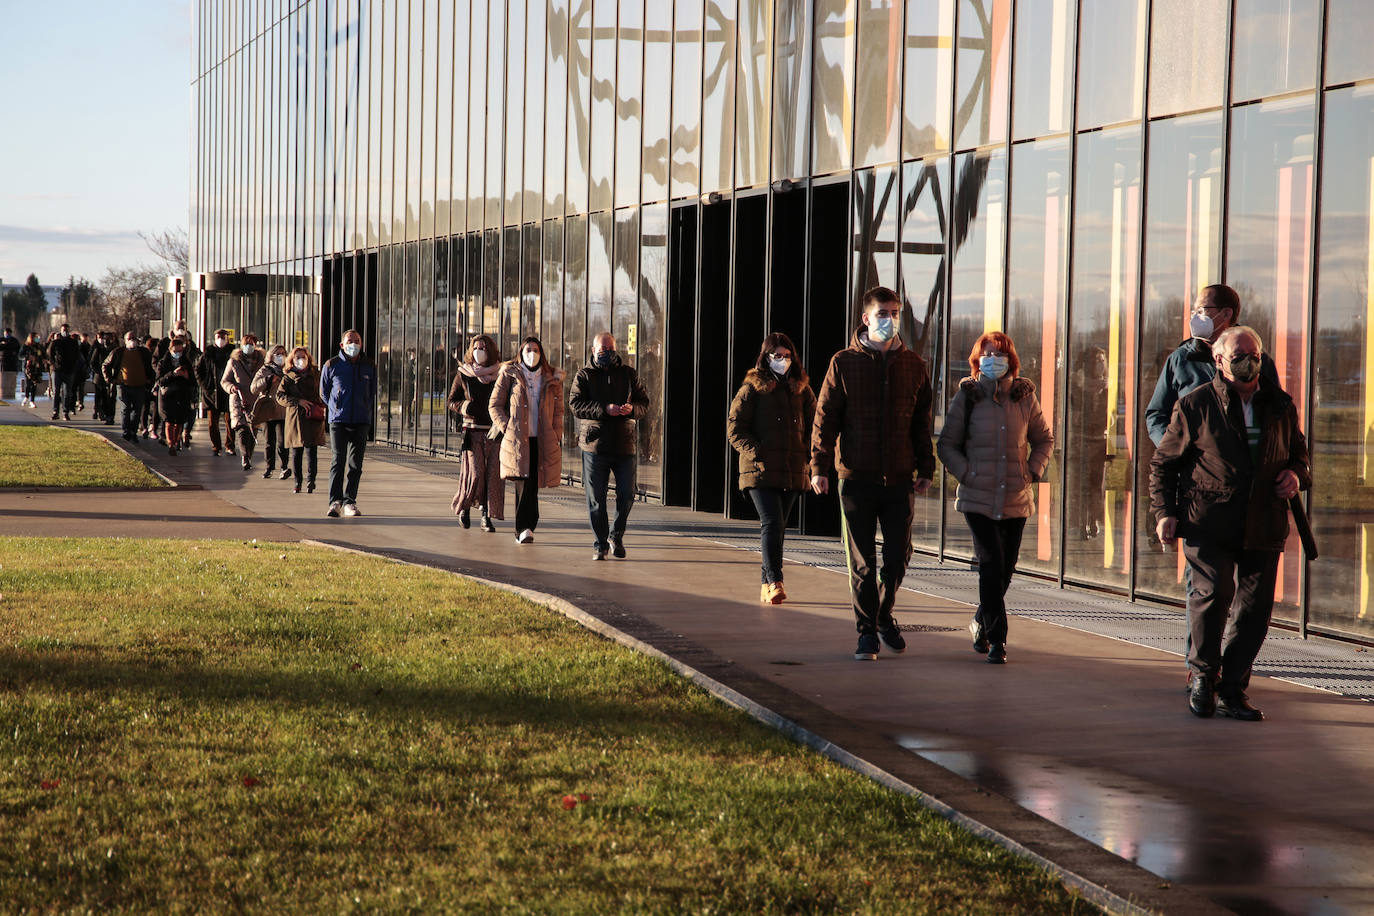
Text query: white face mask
1189 313 1214 340
522 351 540 370
272 353 285 366
472 348 488 364
125 339 138 349
294 357 308 370
768 357 791 376
215 337 227 347
241 342 255 354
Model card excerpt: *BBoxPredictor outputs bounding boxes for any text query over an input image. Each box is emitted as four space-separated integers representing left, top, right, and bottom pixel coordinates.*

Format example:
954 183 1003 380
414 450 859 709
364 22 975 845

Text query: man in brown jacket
811 286 936 660
1150 326 1310 721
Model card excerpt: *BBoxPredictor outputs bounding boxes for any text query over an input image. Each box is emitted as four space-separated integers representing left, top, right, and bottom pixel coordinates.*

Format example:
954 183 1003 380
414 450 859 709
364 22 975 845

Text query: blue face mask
979 355 1009 379
343 343 361 358
595 350 616 369
867 315 896 343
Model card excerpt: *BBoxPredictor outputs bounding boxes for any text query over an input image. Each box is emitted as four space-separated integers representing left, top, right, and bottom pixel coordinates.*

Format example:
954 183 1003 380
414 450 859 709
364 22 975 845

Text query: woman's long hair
288 346 316 372
464 333 500 366
753 332 804 381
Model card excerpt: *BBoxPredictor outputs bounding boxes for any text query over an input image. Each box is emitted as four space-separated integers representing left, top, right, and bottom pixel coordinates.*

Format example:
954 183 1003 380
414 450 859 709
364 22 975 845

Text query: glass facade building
191 0 1374 640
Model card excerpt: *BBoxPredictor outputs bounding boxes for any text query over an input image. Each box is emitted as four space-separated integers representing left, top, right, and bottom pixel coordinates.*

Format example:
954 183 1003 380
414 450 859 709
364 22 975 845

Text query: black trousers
964 512 1028 646
1183 540 1280 692
291 446 318 485
51 372 79 415
328 422 369 505
262 419 287 469
582 450 636 549
747 487 799 584
119 386 148 438
838 479 916 633
234 425 257 462
512 436 541 532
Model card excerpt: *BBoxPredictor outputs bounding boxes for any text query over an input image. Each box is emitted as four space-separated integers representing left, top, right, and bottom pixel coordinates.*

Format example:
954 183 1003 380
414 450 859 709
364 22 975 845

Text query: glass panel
418 241 435 448
467 231 485 353
854 0 901 167
567 0 591 213
954 0 1010 151
368 0 384 246
639 203 668 495
642 0 671 201
671 0 703 199
1066 125 1142 590
1310 84 1374 638
420 0 437 239
468 0 487 230
502 225 522 353
589 0 616 211
850 167 900 311
772 0 813 180
436 240 455 451
899 157 950 551
486 0 505 226
613 208 640 356
1226 94 1314 621
812 0 854 175
398 0 416 240
1076 0 1146 130
587 211 614 343
1233 0 1318 103
1012 0 1072 139
541 217 565 363
563 215 589 470
1005 137 1069 576
525 0 546 219
483 228 500 335
943 148 1007 558
546 0 569 217
736 0 772 185
1327 0 1374 86
451 0 470 234
1147 0 1225 118
616 0 644 207
436 0 454 238
701 0 737 192
1135 111 1222 599
522 223 542 341
506 0 527 222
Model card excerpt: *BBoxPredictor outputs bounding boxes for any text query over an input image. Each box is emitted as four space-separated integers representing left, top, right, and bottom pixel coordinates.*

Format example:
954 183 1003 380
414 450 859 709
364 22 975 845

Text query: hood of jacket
743 366 811 395
957 374 1036 404
847 324 909 356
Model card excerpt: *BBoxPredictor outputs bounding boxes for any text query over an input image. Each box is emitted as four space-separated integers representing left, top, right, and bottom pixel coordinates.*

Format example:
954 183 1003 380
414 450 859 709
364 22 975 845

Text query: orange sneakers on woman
760 582 787 604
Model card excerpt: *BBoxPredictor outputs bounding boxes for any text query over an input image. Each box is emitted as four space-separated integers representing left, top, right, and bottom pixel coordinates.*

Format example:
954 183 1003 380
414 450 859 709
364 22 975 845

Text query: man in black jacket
1150 326 1311 722
195 329 235 456
0 327 20 399
46 323 83 420
569 332 651 560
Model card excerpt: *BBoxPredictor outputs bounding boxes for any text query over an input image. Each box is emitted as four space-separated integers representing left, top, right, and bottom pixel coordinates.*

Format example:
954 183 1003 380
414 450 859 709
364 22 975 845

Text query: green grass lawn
0 426 165 489
0 537 1094 914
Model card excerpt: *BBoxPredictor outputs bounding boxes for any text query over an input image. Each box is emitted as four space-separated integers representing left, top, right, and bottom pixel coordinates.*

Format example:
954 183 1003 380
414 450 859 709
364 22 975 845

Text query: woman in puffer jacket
727 332 816 605
250 344 291 479
937 331 1053 665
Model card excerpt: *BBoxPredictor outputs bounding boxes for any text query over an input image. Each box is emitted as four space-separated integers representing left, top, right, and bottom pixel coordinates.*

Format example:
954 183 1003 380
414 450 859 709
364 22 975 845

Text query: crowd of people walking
8 281 1311 720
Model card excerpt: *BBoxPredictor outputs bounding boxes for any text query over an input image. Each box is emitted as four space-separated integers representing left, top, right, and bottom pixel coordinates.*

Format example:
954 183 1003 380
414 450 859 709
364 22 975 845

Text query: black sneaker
610 535 626 558
987 644 1007 664
459 509 471 529
878 625 906 654
970 618 990 654
481 515 495 532
854 633 880 661
592 548 607 561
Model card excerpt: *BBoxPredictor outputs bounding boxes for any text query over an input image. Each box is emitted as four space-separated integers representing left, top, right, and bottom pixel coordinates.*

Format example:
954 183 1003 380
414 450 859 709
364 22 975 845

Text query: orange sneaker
760 582 786 604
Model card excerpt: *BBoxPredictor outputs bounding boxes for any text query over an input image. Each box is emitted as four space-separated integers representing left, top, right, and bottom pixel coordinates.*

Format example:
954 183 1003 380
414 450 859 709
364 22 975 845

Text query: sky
0 0 191 291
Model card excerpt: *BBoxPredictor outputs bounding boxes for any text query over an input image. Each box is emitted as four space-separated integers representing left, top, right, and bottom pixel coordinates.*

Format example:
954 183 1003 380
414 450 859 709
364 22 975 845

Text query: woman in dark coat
727 332 817 605
275 346 328 494
448 334 504 530
153 337 198 455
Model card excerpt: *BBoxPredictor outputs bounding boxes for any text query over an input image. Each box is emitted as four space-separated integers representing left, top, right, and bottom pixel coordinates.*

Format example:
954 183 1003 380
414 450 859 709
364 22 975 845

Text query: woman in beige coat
936 331 1053 664
274 347 329 494
249 344 291 480
488 336 564 544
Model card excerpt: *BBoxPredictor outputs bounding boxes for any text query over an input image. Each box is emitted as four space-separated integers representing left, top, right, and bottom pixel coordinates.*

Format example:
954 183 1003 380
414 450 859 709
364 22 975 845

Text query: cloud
0 225 145 248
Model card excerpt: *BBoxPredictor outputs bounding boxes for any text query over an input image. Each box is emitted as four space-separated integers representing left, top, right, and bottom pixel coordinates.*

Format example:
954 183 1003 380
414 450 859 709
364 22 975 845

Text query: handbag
304 401 326 422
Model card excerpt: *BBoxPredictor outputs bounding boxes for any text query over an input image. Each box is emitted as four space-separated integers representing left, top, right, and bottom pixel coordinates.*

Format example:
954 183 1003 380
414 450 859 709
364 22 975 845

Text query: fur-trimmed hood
743 367 811 395
958 374 1035 403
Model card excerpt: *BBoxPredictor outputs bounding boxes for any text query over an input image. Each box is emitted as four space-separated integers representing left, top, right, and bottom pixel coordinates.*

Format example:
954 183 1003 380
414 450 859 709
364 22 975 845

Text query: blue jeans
328 422 369 505
582 451 636 550
747 488 799 584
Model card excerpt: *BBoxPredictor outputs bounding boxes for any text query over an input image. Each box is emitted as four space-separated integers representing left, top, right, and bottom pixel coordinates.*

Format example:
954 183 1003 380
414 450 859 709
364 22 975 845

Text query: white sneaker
327 501 342 518
516 529 534 544
342 503 362 517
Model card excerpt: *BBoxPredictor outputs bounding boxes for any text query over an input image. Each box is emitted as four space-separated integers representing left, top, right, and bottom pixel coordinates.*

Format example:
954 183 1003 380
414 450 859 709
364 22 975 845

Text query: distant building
0 283 63 329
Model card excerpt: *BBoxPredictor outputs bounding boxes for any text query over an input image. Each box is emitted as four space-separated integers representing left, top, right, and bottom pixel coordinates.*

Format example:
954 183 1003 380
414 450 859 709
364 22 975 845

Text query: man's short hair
1199 284 1241 319
1214 325 1262 354
215 328 230 337
861 286 900 310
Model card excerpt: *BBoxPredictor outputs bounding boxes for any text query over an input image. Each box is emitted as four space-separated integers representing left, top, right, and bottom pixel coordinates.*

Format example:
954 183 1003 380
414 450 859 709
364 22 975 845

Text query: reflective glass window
419 241 436 448
642 0 671 202
899 157 950 549
588 211 614 341
1134 111 1222 599
1012 0 1072 139
954 0 1010 151
812 0 855 174
368 0 384 246
522 223 542 340
1310 84 1374 637
854 1 900 167
1233 0 1318 102
772 0 813 180
506 0 526 223
701 0 737 193
483 228 500 335
486 0 505 226
638 203 668 495
1327 0 1374 86
502 226 521 352
616 0 644 207
567 0 591 213
525 0 547 222
563 215 589 468
589 0 616 211
450 0 470 234
612 208 640 353
546 0 570 218
736 0 772 185
1066 126 1141 590
671 0 703 198
851 167 900 311
1005 137 1069 575
420 0 438 239
1077 0 1146 130
541 217 565 359
468 0 488 230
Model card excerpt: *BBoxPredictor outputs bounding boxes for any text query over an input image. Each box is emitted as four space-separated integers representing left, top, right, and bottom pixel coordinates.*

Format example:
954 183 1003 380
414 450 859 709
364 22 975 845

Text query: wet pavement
6 396 1374 914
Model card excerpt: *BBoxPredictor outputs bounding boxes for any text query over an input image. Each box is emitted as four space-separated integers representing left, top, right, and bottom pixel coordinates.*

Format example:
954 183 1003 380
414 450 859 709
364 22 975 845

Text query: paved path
6 397 1374 914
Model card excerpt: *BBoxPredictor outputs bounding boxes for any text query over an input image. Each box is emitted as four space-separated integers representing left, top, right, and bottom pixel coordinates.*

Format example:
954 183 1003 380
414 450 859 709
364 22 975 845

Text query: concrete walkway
6 397 1374 915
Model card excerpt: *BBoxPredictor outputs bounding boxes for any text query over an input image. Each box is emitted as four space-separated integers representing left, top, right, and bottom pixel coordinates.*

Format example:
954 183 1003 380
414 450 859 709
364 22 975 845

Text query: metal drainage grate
900 624 961 633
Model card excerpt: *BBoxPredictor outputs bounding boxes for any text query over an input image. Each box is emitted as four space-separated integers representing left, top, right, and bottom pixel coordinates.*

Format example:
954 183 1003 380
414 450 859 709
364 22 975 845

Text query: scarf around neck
460 360 500 383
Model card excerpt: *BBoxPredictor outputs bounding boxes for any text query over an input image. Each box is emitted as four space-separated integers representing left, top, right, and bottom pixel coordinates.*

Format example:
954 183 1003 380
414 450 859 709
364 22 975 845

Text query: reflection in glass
1005 138 1069 574
639 204 668 495
468 0 488 230
546 0 570 217
701 0 737 192
812 0 854 175
1327 0 1374 86
404 2 420 239
1310 85 1374 637
563 215 589 471
588 211 614 347
418 241 435 448
616 0 644 208
1227 95 1314 619
736 0 772 186
954 0 1009 151
522 224 543 342
1147 0 1225 117
1067 126 1141 590
483 228 500 337
772 0 813 180
642 0 672 202
525 0 547 219
566 0 592 213
486 0 506 226
1135 111 1222 599
541 218 565 360
590 0 617 211
1077 0 1145 130
503 226 522 355
851 167 900 313
854 0 900 167
451 0 470 233
671 0 703 199
899 157 950 550
436 0 454 237
612 208 640 359
1232 0 1317 103
420 0 438 239
1012 0 1072 139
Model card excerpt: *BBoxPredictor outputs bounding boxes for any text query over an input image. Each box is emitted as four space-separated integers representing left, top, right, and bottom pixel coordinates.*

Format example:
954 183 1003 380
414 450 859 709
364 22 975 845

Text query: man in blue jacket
319 329 378 518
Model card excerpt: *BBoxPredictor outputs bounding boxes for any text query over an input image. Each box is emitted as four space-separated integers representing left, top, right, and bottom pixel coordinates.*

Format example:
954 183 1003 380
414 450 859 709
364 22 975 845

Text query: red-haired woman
937 331 1053 664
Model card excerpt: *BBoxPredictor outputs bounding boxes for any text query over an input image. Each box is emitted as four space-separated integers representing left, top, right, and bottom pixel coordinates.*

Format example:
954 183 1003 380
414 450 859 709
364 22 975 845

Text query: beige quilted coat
488 361 565 487
937 374 1054 520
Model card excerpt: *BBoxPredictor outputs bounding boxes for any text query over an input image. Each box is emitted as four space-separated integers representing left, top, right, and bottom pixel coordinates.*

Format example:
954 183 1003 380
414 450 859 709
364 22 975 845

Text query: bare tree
99 264 164 336
139 227 189 277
